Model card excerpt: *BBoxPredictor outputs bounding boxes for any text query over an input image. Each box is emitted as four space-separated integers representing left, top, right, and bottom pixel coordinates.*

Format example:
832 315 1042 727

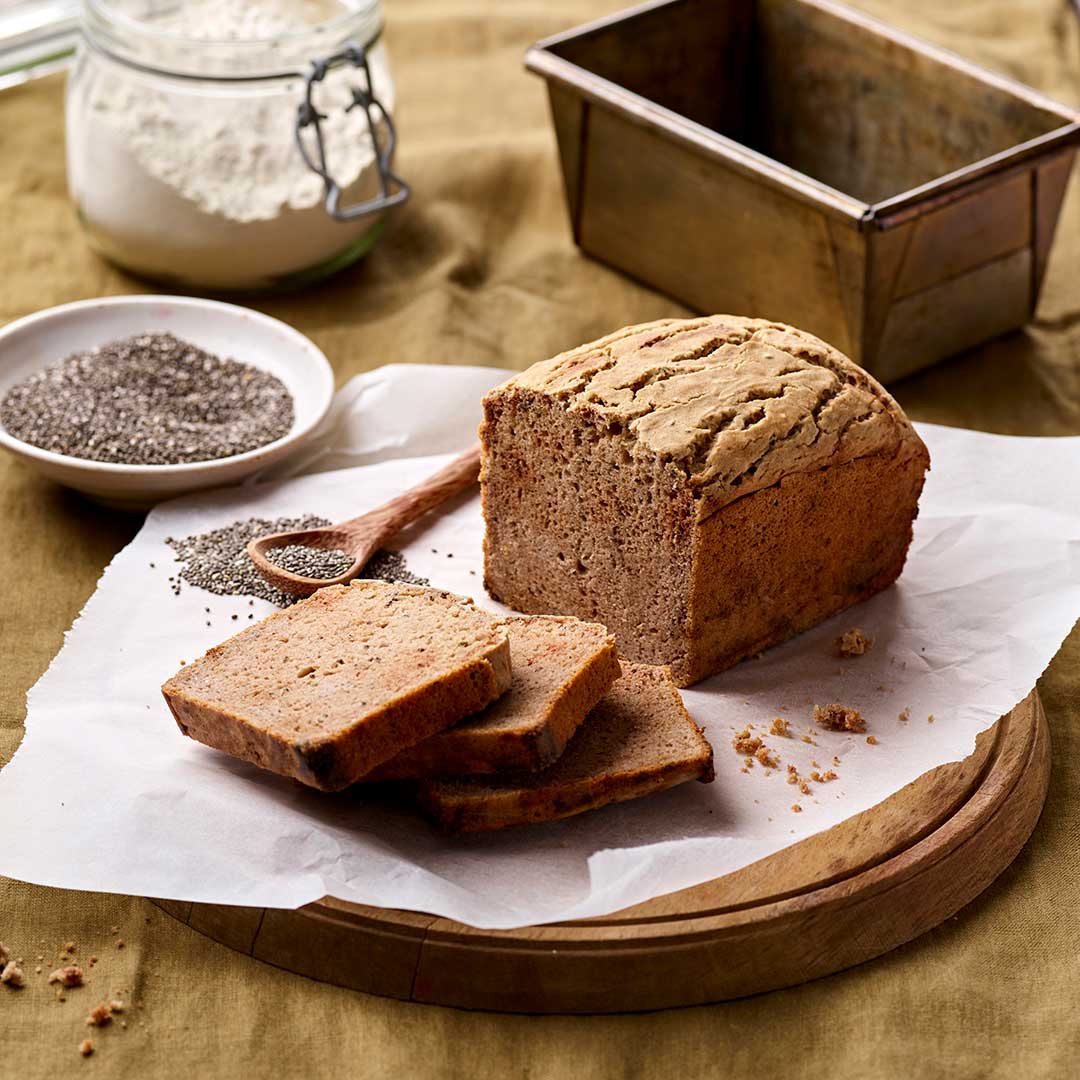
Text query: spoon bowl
247 445 482 597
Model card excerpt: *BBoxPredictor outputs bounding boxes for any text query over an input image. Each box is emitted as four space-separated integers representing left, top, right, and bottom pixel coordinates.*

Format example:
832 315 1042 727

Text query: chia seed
362 549 432 589
165 515 431 607
265 544 354 581
0 332 294 465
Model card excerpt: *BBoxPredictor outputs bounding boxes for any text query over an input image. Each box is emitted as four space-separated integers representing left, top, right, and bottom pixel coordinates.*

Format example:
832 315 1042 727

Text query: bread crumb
799 781 812 795
732 728 763 756
866 735 878 745
928 714 935 724
833 755 841 766
744 756 755 769
769 717 791 738
810 760 820 768
56 989 66 1002
63 942 76 954
801 734 817 745
755 745 779 769
88 955 98 966
1 961 25 988
79 1039 94 1057
824 770 838 781
86 1003 113 1027
116 940 125 950
48 965 84 988
898 707 911 722
813 703 866 733
836 628 873 657
791 804 803 813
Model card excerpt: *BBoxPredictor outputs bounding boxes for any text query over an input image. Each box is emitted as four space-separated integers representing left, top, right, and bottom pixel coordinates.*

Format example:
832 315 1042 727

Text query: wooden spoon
247 444 481 597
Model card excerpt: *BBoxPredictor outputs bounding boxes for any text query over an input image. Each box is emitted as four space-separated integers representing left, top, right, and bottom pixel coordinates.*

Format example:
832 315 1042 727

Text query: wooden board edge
150 693 1048 1013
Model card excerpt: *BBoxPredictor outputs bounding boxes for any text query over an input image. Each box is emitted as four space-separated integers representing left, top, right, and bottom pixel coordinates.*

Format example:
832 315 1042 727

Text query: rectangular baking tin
526 0 1080 381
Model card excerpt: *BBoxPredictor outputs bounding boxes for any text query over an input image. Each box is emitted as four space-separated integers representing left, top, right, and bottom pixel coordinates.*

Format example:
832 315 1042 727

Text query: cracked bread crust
482 316 929 686
503 315 923 520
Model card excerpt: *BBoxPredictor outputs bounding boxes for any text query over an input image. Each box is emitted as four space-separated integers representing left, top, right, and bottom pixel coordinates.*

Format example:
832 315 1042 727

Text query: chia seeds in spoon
165 515 431 607
0 332 294 465
265 544 354 581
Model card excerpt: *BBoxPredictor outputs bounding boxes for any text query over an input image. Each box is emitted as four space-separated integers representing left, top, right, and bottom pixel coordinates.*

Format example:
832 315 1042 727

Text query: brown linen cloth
2 0 1079 1075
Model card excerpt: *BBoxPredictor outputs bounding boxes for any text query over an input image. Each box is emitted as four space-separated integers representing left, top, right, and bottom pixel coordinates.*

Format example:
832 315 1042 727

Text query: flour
66 0 395 290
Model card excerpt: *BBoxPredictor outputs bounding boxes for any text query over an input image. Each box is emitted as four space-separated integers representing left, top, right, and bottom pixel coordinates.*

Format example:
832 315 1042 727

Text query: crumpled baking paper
0 364 1077 930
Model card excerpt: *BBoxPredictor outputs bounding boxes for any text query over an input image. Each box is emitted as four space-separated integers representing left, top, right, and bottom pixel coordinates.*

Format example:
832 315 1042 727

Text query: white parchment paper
0 364 1077 929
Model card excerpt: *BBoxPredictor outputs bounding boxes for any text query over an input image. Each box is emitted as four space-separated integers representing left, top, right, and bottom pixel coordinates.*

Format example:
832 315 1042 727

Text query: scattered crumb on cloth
1 961 25 988
48 965 84 987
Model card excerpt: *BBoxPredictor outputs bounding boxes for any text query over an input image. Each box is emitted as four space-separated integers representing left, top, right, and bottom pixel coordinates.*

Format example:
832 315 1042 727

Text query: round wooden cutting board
154 690 1048 1013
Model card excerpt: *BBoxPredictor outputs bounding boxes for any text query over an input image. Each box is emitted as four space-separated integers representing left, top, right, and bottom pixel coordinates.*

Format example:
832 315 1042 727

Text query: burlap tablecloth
2 1 1079 1075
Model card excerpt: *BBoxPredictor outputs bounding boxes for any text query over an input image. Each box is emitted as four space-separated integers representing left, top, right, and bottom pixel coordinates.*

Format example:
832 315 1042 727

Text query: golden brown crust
494 315 926 519
364 616 621 780
417 664 714 833
677 449 928 686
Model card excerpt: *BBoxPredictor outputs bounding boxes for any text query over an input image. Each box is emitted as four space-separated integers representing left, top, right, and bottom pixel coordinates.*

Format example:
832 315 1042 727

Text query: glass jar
65 0 408 292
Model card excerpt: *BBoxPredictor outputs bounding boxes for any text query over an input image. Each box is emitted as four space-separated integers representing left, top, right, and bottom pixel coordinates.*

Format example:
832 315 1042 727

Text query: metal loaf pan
526 0 1080 381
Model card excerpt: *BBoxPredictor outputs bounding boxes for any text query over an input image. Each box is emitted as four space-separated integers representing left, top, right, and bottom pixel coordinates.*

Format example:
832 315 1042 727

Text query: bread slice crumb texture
162 581 512 790
417 663 714 832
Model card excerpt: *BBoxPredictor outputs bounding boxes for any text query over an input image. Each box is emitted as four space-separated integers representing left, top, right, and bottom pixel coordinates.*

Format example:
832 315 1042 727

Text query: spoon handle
338 444 482 547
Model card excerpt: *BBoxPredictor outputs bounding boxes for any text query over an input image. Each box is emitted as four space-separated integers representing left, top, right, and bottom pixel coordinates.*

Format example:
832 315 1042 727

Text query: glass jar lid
83 0 383 80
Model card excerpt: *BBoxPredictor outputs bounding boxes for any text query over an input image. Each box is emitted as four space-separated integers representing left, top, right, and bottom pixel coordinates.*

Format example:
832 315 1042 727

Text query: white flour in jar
66 0 395 290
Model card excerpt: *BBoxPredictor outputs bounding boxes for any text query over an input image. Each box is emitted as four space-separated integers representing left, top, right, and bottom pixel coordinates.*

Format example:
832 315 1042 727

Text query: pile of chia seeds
165 515 431 608
0 332 294 465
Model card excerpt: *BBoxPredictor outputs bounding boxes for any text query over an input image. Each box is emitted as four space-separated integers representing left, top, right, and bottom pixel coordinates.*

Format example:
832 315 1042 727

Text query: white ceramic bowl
0 296 334 510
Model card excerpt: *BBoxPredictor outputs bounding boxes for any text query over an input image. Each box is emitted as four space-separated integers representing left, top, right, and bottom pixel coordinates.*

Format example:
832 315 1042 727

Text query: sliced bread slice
162 581 512 792
417 663 714 833
364 615 621 780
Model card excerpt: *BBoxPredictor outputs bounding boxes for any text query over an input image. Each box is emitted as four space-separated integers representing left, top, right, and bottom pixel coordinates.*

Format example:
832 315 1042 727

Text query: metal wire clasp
295 42 409 222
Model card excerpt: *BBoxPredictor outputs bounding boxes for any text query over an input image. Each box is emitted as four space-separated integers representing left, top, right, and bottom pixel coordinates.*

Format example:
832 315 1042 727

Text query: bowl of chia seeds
0 296 334 509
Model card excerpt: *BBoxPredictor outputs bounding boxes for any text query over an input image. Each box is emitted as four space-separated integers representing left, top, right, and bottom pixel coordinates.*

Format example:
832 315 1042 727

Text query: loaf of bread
162 581 512 791
364 614 620 780
481 315 929 686
417 663 714 832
